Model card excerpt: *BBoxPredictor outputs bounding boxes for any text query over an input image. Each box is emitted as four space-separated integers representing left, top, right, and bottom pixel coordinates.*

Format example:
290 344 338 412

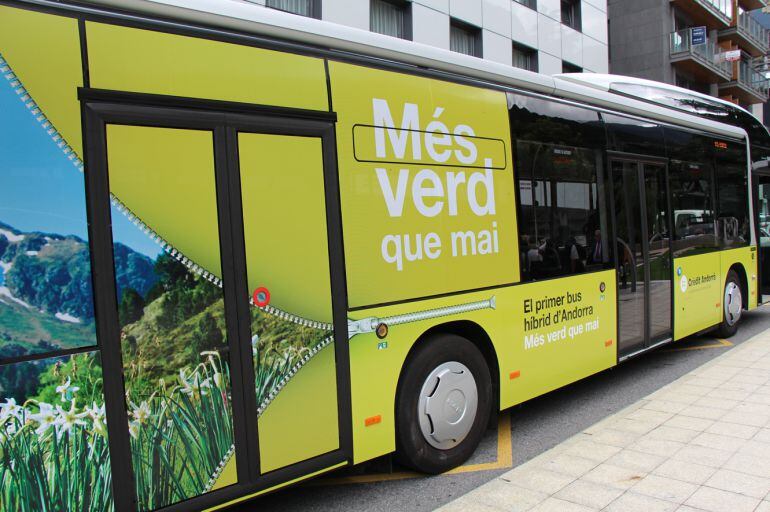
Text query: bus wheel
395 333 492 474
717 270 742 338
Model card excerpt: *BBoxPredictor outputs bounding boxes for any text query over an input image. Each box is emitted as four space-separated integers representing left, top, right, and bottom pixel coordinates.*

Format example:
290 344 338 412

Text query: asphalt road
233 305 770 512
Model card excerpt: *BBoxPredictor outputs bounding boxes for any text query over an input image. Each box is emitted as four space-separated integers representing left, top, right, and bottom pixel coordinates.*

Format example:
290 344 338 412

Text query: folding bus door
230 119 348 476
85 104 349 512
611 158 673 358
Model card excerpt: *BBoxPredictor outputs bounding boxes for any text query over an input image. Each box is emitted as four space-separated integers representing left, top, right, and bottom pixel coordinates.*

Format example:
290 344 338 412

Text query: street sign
691 26 707 45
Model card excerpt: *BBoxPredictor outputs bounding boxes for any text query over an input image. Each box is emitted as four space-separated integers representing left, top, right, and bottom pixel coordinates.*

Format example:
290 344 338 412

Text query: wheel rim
417 361 478 450
724 281 742 327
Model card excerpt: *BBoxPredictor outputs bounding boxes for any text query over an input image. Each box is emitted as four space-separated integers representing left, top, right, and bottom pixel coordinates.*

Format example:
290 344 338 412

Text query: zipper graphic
347 296 496 339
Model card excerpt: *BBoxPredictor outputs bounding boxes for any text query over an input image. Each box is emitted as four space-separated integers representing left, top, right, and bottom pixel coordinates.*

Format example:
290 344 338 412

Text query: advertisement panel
329 62 519 308
673 253 722 339
346 271 616 464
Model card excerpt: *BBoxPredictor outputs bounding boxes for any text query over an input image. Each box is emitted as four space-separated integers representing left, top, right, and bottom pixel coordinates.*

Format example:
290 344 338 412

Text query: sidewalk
438 332 770 512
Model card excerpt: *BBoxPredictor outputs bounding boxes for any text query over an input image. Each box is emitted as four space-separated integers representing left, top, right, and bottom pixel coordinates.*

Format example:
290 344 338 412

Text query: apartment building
247 0 609 74
609 0 769 115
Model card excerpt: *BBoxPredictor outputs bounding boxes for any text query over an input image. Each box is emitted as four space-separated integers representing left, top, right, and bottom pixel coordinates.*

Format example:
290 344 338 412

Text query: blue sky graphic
0 76 161 260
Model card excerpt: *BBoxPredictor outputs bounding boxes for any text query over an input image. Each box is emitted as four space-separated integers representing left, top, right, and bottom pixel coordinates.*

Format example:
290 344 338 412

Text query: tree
118 288 145 327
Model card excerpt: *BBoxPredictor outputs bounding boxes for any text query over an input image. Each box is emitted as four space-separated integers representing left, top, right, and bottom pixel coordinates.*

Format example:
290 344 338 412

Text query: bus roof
77 0 747 140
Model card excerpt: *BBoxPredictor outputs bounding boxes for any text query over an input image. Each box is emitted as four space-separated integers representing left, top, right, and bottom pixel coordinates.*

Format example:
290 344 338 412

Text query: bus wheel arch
393 321 497 473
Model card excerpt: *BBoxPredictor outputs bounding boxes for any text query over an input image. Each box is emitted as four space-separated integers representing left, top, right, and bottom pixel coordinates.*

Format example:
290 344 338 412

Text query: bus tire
717 270 742 338
394 333 492 474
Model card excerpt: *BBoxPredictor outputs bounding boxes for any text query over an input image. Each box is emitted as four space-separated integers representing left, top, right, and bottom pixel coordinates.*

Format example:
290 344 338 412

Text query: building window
562 61 582 73
512 42 538 72
450 19 482 57
561 0 581 31
265 0 320 18
514 0 537 9
370 0 411 40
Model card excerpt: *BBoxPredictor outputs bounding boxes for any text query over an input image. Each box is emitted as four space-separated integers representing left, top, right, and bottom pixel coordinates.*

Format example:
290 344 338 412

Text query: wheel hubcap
418 362 478 450
724 282 742 327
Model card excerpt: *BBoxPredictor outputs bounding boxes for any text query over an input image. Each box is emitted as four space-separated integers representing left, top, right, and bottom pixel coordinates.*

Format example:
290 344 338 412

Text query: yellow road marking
664 338 733 353
315 412 513 486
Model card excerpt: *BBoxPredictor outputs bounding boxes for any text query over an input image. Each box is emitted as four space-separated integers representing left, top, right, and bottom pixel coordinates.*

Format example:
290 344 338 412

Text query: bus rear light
365 415 382 427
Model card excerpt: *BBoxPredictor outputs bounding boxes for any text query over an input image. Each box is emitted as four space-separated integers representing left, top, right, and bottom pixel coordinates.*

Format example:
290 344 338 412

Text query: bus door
754 172 770 303
611 158 673 358
85 103 350 511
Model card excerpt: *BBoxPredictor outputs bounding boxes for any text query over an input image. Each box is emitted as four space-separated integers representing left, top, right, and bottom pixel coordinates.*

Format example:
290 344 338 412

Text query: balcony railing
699 0 734 23
737 11 770 52
670 28 732 78
737 59 769 98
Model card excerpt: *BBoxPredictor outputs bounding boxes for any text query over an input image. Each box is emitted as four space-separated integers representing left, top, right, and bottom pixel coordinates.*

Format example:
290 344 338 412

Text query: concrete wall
608 0 672 83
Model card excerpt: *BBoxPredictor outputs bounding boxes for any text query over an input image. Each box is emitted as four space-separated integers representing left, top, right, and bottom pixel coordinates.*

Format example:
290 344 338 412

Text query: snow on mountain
0 229 24 242
55 312 81 324
0 286 31 308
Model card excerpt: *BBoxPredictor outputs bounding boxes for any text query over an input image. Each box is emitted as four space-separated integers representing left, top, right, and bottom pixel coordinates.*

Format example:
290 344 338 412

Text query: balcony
670 0 733 29
718 11 770 57
738 0 767 10
670 29 733 82
718 58 769 104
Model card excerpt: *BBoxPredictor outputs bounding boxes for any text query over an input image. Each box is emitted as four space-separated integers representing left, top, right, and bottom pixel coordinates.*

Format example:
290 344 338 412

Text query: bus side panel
673 253 723 340
0 6 113 511
86 22 329 111
720 246 758 310
327 60 520 310
0 5 84 156
346 270 616 465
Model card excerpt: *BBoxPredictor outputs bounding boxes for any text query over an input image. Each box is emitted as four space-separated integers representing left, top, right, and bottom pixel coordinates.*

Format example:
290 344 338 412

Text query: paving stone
703 468 770 499
756 501 770 512
563 440 622 463
720 410 770 428
679 406 726 421
652 459 717 486
683 486 760 512
584 428 639 448
612 418 659 435
754 428 770 443
704 421 758 440
626 409 675 426
538 454 598 478
737 439 770 459
723 452 770 479
630 474 699 503
653 392 702 405
501 468 575 495
692 396 739 410
439 496 505 512
732 402 770 416
474 480 549 512
627 437 685 458
605 449 666 473
675 385 712 397
581 463 645 490
664 416 714 432
643 400 689 415
647 426 701 443
689 432 746 453
604 491 678 512
553 480 623 509
529 497 596 512
672 445 733 468
673 506 710 512
706 388 752 401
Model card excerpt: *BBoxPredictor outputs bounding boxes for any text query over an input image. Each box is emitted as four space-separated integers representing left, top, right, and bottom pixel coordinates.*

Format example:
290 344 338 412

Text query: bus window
604 113 666 157
669 160 718 257
714 140 749 248
665 128 719 257
509 95 611 281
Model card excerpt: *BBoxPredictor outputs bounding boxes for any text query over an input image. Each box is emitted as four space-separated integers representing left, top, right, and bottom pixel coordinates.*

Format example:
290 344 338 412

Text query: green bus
0 1 766 511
